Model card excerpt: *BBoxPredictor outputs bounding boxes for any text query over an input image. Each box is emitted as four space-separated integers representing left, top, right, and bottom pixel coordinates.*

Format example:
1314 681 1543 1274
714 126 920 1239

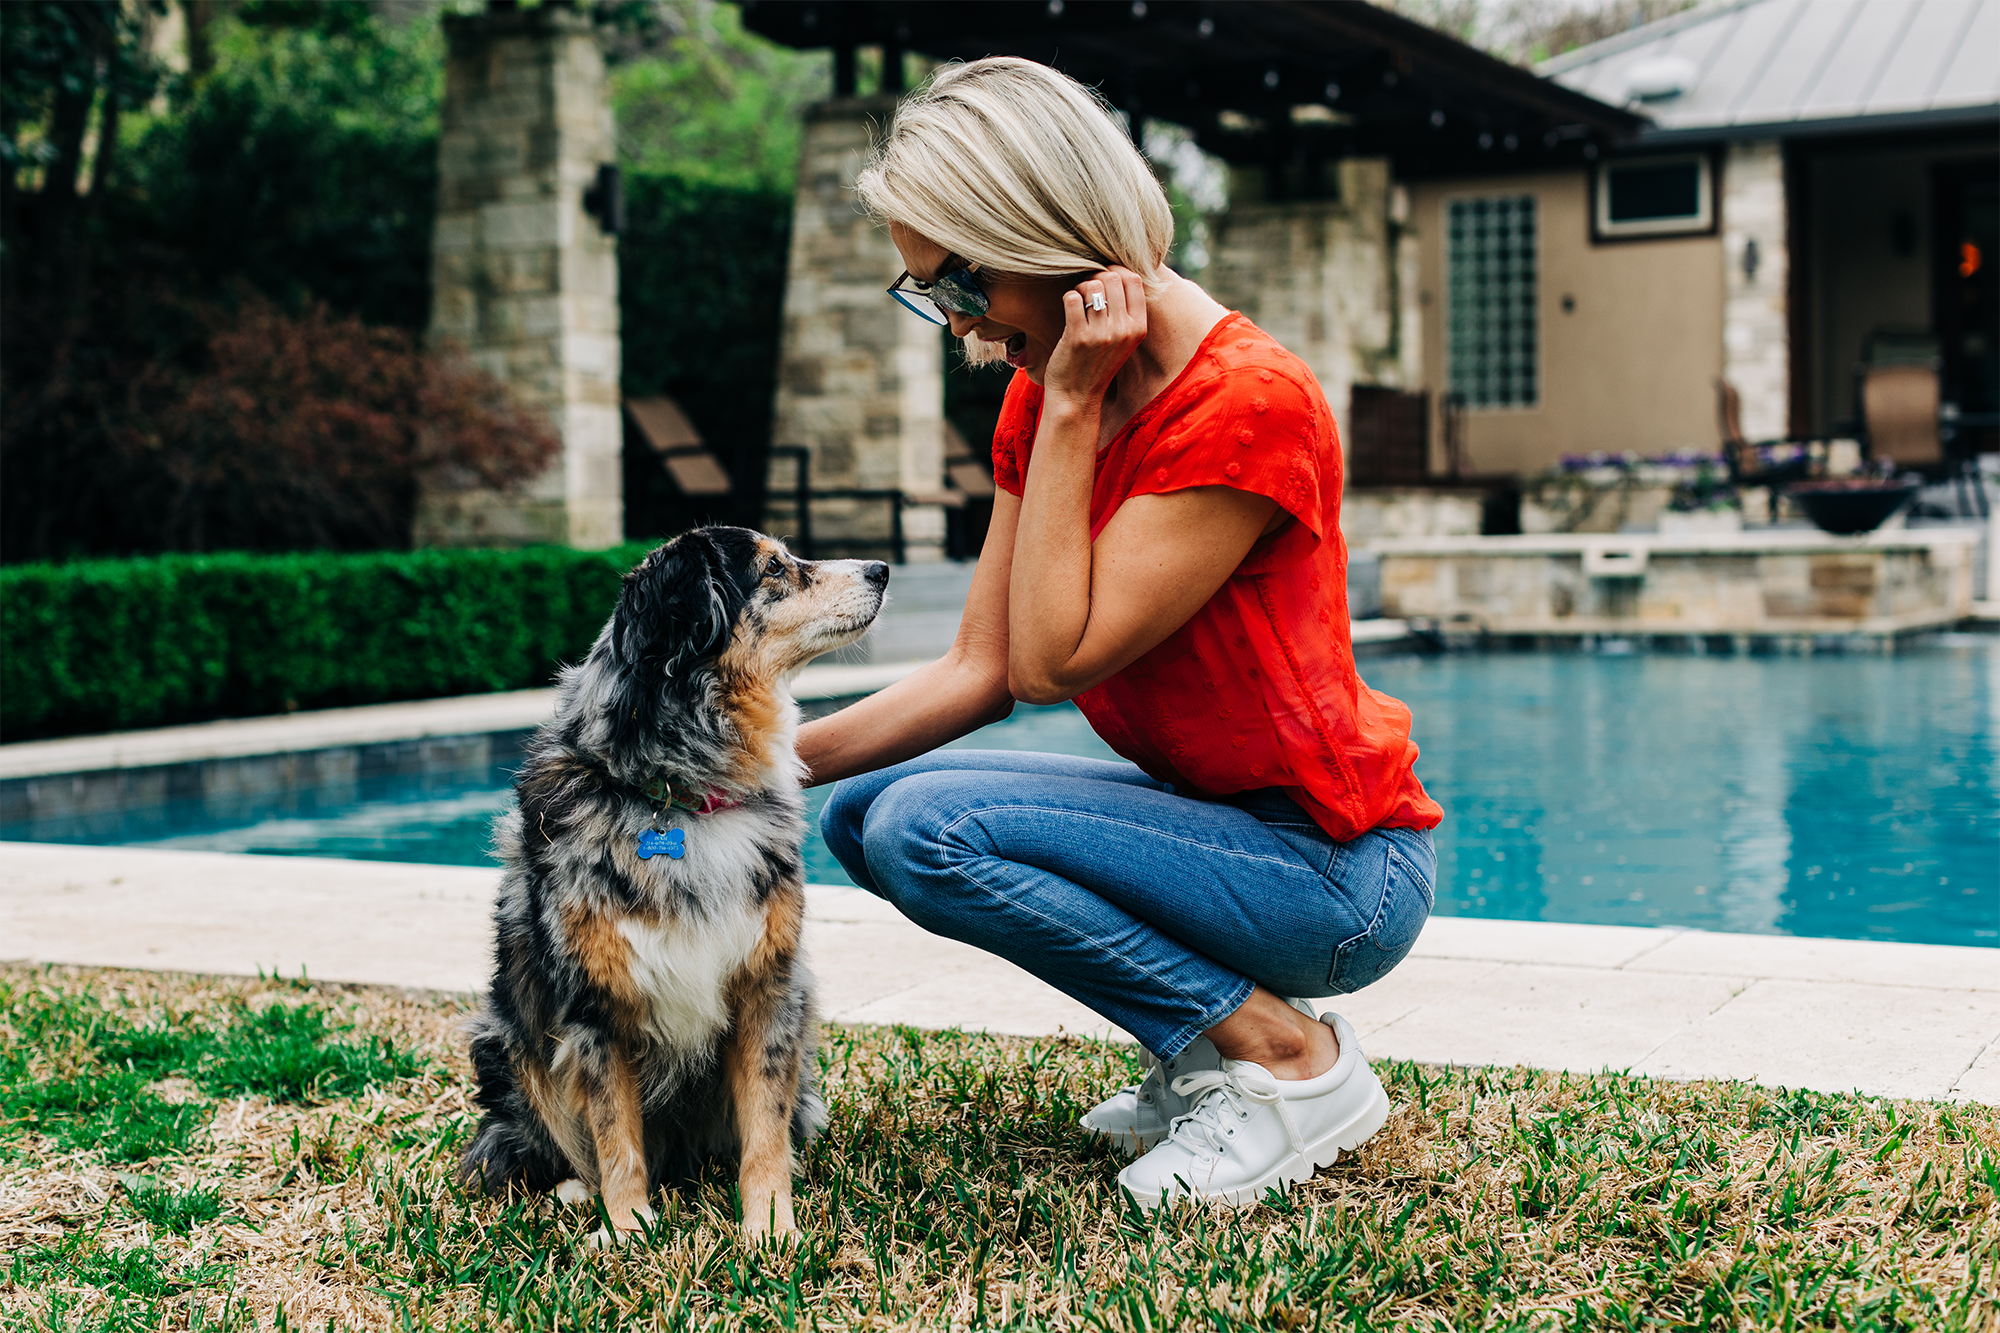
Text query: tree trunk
184 0 222 78
36 82 96 278
0 115 19 316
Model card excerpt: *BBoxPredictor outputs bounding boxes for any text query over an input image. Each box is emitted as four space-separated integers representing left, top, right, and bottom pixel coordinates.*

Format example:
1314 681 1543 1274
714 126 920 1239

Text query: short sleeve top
990 312 1441 842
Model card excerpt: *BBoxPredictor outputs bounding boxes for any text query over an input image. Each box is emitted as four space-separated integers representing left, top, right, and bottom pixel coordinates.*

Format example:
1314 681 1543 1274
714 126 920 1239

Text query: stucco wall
1408 169 1725 474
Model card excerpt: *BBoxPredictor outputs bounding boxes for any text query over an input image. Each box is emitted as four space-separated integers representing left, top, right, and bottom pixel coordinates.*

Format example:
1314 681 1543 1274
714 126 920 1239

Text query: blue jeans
820 750 1436 1060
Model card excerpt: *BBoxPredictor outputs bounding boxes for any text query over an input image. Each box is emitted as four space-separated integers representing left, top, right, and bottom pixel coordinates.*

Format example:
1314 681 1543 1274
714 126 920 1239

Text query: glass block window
1447 195 1538 409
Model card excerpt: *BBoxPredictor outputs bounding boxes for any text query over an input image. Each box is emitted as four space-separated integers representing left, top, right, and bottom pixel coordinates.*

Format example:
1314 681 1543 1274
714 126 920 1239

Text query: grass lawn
1 963 1995 1331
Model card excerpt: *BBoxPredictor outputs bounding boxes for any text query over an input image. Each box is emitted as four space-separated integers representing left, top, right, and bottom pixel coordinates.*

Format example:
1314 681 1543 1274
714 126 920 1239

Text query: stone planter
1658 509 1743 536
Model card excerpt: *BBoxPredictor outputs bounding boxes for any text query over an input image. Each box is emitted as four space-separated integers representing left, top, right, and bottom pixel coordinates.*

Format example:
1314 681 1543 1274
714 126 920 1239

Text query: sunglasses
887 257 990 326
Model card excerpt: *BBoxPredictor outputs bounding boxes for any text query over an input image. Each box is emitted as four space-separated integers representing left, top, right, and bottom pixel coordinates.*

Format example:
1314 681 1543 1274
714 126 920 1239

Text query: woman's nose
945 312 978 338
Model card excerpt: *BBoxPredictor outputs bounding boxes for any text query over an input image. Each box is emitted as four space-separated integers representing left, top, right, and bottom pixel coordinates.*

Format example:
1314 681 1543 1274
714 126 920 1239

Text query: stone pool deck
3 841 1994 1104
2 622 1992 1106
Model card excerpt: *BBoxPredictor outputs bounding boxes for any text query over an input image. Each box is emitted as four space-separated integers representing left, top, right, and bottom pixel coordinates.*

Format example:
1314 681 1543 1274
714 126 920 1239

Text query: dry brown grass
2 961 1996 1332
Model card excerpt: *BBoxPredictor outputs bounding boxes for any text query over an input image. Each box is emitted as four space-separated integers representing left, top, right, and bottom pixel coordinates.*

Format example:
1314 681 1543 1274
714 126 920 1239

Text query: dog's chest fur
607 808 795 1049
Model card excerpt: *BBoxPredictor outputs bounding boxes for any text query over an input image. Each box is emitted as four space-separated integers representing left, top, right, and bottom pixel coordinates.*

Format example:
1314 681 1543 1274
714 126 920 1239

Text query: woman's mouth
1003 332 1029 368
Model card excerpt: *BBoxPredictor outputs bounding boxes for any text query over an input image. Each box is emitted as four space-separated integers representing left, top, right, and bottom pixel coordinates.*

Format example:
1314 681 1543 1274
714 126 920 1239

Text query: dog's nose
862 561 889 588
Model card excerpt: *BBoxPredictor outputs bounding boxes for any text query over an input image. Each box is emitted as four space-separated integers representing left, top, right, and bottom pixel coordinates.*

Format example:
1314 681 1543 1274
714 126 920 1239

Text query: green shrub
0 544 657 739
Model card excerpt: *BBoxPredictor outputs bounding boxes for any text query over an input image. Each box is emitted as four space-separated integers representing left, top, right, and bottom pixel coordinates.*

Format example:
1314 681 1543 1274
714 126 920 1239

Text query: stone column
1722 140 1789 442
768 96 946 562
1204 158 1418 458
418 7 622 549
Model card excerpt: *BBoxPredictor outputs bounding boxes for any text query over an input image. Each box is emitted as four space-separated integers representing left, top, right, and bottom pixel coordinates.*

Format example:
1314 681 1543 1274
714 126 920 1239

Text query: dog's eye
763 557 786 580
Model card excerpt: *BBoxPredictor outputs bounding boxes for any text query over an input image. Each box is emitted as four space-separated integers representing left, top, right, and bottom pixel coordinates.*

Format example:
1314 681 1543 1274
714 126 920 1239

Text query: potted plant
1658 458 1742 534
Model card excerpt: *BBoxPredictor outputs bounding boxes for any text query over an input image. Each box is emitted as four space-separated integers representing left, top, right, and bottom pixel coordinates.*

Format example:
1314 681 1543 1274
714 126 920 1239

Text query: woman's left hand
1042 266 1149 409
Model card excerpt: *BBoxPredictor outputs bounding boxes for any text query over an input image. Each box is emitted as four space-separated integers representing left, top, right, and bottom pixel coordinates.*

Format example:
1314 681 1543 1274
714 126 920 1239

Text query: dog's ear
601 531 749 758
611 529 752 677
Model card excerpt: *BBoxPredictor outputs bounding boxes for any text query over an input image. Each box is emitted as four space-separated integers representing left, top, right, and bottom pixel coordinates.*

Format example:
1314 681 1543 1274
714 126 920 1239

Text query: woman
798 57 1442 1209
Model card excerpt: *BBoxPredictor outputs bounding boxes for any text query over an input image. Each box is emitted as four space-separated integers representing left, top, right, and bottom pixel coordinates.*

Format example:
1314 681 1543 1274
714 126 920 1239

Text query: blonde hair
855 57 1175 366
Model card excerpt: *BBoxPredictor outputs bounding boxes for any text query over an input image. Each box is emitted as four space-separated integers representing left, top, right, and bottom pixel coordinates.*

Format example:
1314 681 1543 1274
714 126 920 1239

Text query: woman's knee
818 777 880 890
857 773 994 924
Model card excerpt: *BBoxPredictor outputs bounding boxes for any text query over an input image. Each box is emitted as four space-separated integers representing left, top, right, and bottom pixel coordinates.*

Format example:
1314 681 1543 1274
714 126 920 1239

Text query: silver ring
1088 292 1107 312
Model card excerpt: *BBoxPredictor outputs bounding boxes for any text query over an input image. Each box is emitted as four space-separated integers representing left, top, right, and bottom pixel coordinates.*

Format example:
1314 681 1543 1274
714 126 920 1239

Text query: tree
1387 0 1702 67
608 0 828 192
0 1 166 352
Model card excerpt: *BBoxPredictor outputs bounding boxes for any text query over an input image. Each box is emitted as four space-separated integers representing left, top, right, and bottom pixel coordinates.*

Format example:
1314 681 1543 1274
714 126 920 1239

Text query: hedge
1 544 661 741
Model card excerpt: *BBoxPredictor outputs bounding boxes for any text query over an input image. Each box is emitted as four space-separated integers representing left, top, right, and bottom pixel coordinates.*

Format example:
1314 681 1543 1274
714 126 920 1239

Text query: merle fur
458 527 833 1199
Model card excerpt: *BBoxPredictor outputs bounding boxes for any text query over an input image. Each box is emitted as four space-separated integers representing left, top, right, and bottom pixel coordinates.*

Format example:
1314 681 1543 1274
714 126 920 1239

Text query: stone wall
1722 141 1789 442
1340 488 1484 546
419 8 621 549
1375 531 1977 640
768 97 945 561
1205 160 1421 453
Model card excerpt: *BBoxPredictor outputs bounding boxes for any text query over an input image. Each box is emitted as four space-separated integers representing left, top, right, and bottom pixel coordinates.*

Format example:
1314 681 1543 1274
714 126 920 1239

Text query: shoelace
1166 1068 1308 1160
1117 1054 1169 1107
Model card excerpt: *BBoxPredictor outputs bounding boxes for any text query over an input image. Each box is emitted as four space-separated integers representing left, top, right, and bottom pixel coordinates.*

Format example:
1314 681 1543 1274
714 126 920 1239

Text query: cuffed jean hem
1158 976 1257 1062
822 749 1435 1060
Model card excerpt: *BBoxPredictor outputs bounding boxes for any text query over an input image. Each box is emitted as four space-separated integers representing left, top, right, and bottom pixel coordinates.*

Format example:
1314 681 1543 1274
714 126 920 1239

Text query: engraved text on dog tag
636 827 685 860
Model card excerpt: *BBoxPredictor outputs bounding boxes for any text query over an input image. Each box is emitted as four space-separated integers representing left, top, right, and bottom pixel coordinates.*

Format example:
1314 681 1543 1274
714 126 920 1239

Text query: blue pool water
33 639 2000 948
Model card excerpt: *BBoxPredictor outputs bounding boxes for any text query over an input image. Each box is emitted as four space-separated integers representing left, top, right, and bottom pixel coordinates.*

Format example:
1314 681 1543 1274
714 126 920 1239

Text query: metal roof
737 1 1642 180
1542 0 2000 142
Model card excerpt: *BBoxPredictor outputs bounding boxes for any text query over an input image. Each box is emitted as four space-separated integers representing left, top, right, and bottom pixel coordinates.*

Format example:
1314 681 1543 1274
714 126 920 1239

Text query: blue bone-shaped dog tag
636 827 685 860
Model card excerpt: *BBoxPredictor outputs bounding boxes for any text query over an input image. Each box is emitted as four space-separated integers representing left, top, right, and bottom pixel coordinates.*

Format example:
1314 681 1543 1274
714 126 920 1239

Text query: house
1400 0 1998 476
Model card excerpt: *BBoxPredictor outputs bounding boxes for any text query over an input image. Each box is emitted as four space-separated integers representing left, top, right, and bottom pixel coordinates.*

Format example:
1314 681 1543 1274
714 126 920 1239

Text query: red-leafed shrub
0 285 558 560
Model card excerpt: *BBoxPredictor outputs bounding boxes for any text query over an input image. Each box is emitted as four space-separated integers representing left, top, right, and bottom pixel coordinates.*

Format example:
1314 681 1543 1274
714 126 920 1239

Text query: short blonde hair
855 58 1175 364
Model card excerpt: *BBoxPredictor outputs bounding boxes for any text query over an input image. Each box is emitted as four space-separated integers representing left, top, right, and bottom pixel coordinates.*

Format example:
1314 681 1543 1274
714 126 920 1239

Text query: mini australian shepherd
459 527 888 1240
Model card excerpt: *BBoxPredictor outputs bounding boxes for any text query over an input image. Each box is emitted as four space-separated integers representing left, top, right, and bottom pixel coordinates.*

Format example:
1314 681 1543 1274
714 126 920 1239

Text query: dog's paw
740 1200 798 1244
585 1204 657 1251
554 1178 592 1206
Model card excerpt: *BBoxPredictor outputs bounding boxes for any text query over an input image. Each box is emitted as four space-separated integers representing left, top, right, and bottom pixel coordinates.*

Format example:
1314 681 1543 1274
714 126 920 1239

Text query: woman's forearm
1007 394 1100 702
795 647 1013 787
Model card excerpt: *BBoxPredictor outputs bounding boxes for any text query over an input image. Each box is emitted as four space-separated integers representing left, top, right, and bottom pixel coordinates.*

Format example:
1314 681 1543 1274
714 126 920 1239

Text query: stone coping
2 842 1992 1102
1369 528 1983 557
0 661 925 781
0 622 1420 782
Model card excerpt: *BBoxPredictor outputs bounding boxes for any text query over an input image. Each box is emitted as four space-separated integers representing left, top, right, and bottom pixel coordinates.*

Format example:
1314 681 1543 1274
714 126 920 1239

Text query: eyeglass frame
887 256 990 326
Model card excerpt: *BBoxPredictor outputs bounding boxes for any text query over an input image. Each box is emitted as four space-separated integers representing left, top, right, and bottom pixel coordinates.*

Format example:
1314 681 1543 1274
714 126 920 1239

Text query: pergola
736 0 1642 193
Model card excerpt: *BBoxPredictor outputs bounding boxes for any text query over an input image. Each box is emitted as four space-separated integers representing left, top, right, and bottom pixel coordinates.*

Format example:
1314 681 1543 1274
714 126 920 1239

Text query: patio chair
625 396 733 497
1856 359 1987 517
1715 378 1812 520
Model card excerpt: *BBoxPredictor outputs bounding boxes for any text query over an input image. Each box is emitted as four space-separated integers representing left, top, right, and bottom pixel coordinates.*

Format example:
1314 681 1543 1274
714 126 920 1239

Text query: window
1447 194 1538 409
1593 154 1714 240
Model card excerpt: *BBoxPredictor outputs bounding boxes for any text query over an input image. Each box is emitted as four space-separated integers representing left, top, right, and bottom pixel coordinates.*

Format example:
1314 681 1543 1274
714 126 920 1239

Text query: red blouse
991 313 1442 843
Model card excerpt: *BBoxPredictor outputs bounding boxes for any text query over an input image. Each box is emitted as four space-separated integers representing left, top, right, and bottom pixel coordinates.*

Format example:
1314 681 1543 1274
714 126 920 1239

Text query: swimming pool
16 639 1997 948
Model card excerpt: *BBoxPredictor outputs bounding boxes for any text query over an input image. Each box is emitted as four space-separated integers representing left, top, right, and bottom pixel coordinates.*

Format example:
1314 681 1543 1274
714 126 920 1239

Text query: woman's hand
1042 266 1149 409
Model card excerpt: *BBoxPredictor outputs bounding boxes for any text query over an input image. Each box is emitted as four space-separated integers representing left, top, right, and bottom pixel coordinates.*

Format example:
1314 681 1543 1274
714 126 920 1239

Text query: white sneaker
1115 1012 1389 1210
1080 999 1319 1157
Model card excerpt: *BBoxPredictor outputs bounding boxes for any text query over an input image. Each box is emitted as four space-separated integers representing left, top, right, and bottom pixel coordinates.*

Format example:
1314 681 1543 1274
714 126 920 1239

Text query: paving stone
1413 915 1682 969
1325 958 1504 1041
1363 963 1750 1072
1949 1037 2000 1104
1 843 494 993
1631 930 2000 993
1638 979 2000 1100
836 968 1127 1045
804 919 997 1017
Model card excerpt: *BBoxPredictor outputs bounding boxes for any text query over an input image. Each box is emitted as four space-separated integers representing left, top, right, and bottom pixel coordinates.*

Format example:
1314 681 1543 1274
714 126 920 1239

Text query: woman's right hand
1042 266 1149 411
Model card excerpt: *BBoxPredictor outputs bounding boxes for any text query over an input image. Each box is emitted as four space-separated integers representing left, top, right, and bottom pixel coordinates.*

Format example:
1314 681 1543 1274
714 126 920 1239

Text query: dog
458 526 888 1240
